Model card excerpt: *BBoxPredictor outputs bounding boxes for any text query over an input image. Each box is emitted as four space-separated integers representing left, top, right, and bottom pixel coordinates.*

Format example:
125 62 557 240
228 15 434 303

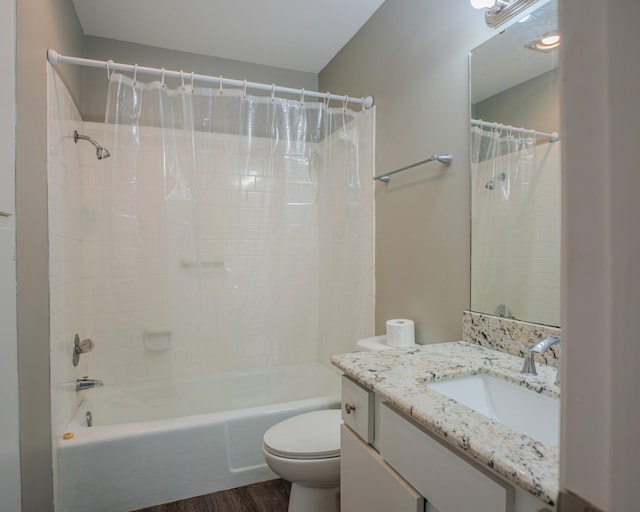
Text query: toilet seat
263 409 341 460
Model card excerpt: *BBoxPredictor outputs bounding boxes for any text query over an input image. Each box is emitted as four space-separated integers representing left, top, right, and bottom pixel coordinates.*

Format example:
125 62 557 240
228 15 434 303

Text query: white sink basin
427 374 559 444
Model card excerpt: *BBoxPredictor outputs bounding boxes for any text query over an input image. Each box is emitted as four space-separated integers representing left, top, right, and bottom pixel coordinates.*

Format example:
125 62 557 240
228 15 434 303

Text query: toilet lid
263 409 341 460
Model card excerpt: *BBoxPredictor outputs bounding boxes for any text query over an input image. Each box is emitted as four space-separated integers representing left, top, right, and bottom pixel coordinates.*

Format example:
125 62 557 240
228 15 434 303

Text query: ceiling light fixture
526 32 560 52
470 0 540 28
539 34 560 47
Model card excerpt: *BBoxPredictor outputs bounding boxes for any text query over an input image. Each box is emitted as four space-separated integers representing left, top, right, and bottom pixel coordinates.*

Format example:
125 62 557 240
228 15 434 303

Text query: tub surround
331 342 559 506
463 310 561 368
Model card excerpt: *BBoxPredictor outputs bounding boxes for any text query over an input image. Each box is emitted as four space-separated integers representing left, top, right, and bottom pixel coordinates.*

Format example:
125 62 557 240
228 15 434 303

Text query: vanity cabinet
379 402 511 512
341 424 424 512
341 376 424 512
340 375 554 512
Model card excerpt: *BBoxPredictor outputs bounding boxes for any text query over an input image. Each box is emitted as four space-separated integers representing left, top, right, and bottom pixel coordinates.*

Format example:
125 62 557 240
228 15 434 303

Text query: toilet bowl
262 337 399 511
262 409 341 512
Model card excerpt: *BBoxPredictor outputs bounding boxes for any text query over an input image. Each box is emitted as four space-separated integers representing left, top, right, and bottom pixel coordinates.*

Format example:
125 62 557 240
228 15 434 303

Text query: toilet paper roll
386 319 415 348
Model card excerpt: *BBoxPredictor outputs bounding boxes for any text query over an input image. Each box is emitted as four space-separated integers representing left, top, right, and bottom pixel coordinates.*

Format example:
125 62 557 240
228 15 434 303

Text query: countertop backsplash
462 310 561 368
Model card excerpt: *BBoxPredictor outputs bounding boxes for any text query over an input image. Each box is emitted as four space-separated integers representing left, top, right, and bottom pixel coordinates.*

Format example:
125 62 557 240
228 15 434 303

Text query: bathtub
57 362 340 512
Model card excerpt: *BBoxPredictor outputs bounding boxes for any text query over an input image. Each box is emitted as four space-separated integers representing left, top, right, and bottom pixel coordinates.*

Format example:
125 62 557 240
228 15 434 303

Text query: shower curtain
470 125 536 320
93 73 374 384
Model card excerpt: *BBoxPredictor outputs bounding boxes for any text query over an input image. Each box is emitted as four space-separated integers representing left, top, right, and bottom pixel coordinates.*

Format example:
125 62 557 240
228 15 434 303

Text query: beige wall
81 36 319 122
16 0 83 510
1 0 20 510
319 0 492 343
473 69 559 135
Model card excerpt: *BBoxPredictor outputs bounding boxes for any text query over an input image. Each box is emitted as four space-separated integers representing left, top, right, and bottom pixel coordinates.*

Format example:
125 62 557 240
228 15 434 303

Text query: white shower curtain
94 73 375 382
470 125 536 320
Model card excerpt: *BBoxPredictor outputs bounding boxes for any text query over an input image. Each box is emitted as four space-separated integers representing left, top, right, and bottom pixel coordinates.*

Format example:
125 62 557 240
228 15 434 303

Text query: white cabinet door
379 403 513 512
341 424 424 512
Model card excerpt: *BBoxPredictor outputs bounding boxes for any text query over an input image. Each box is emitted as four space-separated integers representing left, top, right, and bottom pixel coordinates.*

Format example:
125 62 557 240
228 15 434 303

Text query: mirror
469 0 560 326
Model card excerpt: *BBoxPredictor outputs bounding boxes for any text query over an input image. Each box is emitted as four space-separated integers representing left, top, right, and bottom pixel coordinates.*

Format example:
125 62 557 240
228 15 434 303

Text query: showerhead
484 171 506 190
74 130 111 160
96 146 111 160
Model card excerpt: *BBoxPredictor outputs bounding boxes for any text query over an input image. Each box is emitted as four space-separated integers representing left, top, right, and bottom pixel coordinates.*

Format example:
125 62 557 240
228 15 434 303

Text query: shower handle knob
344 402 357 414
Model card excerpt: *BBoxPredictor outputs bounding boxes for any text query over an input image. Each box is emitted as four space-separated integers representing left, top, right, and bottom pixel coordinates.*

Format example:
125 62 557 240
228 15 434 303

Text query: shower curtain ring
106 59 113 80
180 70 185 89
271 83 276 102
219 76 223 94
361 97 366 111
160 68 165 87
300 88 305 105
324 92 331 107
190 72 195 91
132 63 138 83
343 95 349 112
242 79 247 98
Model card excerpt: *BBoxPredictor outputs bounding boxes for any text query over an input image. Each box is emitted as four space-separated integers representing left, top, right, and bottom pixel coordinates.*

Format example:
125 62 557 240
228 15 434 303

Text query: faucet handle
78 338 94 353
72 334 95 366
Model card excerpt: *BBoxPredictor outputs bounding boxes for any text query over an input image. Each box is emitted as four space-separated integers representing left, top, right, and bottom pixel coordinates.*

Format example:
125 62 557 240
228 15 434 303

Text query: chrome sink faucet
521 336 561 385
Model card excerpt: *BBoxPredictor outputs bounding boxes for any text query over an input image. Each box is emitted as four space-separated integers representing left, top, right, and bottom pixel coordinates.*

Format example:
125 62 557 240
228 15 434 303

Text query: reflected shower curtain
470 125 535 319
95 73 374 384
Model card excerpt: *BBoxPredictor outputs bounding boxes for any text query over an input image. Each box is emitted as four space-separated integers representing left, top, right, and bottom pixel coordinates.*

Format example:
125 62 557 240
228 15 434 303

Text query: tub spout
76 377 103 392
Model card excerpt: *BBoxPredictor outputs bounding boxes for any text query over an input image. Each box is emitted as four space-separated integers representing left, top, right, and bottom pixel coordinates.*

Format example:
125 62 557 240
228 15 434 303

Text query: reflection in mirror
470 0 560 326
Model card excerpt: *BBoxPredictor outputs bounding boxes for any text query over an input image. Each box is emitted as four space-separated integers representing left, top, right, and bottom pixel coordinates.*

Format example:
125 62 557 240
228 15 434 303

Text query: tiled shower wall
69 120 373 387
47 66 87 499
78 124 316 385
471 141 561 326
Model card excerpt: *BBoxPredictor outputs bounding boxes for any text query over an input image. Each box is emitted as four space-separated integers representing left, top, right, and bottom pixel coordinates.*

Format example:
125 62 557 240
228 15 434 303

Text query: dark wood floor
132 479 291 512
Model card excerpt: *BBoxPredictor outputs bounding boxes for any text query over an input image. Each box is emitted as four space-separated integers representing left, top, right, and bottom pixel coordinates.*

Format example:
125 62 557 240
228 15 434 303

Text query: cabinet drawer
379 402 513 512
341 424 424 512
341 375 374 443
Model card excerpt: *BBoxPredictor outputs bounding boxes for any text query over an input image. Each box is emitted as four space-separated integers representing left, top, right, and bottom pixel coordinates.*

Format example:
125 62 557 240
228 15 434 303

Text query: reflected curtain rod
47 49 374 109
471 119 559 142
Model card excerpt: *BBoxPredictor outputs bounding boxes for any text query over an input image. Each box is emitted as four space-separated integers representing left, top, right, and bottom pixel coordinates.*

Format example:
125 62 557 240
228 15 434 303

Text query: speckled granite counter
331 341 560 506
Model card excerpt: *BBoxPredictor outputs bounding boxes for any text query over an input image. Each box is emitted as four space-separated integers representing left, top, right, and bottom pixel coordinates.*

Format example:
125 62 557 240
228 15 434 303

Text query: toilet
262 336 402 512
262 409 342 512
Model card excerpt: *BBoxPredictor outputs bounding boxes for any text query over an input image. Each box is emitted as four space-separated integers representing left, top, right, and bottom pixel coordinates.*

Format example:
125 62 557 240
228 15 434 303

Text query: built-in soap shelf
143 329 172 351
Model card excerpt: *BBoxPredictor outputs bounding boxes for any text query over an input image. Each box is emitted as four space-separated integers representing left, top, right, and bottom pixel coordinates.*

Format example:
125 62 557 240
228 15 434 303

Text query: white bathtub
57 362 340 512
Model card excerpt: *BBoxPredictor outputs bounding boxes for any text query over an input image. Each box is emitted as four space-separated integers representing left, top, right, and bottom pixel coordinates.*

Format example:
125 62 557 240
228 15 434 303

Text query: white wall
0 0 21 510
560 0 640 510
47 65 88 509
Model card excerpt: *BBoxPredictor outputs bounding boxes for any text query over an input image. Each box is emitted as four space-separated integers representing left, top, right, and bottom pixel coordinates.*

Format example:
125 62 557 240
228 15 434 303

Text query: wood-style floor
132 479 291 512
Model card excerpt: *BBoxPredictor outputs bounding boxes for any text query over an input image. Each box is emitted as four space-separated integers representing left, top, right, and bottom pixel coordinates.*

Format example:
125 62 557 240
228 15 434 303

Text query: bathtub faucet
76 377 104 391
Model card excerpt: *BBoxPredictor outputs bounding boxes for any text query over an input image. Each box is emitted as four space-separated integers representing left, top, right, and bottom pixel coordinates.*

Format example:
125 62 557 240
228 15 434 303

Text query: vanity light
471 0 540 27
470 0 497 9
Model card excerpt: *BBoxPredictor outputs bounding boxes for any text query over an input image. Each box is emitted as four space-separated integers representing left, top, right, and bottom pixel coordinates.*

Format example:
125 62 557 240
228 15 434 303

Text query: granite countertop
331 341 560 506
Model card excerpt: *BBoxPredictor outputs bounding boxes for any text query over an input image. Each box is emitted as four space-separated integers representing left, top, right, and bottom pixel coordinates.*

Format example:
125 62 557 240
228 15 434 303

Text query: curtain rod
47 49 374 109
471 119 559 142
